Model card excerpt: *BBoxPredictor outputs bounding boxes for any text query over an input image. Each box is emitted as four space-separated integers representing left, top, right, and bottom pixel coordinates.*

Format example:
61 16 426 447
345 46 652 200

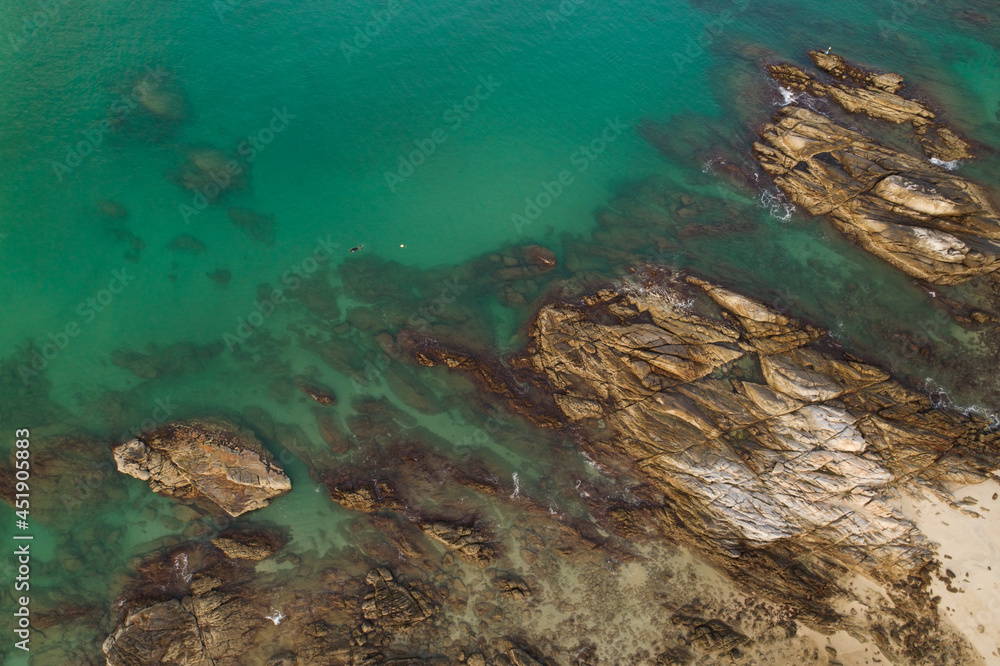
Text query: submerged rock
173 147 247 201
207 268 232 285
112 419 291 517
98 199 129 220
112 341 224 379
228 207 276 246
167 234 207 254
131 70 191 122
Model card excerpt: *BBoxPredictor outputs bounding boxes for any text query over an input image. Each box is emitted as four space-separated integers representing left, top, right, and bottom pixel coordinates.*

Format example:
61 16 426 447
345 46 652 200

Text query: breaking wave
930 157 961 171
759 188 795 221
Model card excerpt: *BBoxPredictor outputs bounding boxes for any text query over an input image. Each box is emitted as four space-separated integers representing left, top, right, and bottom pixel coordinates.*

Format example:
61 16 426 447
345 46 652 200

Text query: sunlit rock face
113 419 291 517
522 274 993 567
408 269 998 662
770 51 972 162
755 55 1000 287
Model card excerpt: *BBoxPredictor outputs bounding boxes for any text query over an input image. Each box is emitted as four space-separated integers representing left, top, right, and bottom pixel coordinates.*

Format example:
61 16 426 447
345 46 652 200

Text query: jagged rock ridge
408 270 998 662
755 54 1000 286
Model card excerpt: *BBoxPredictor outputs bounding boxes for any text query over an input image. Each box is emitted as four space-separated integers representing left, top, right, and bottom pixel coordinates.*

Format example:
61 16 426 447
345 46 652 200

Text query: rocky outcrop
672 608 750 660
113 419 291 517
769 52 972 161
362 568 432 628
409 271 998 661
103 591 268 666
754 104 1000 285
518 276 995 556
808 51 905 93
211 530 282 561
324 469 402 513
419 521 500 565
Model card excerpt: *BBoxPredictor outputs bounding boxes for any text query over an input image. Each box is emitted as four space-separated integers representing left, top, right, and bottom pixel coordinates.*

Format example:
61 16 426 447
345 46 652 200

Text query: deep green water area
1 0 999 661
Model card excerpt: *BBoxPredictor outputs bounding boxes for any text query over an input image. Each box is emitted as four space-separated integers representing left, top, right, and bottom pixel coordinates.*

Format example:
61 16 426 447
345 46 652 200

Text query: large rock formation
103 592 267 666
406 270 998 661
770 51 972 162
113 419 291 517
419 520 500 565
754 104 1000 285
515 275 995 563
361 568 433 628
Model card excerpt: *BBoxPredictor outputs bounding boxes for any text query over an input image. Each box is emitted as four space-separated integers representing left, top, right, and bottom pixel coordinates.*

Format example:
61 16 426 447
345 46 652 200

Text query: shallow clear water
2 0 1000 661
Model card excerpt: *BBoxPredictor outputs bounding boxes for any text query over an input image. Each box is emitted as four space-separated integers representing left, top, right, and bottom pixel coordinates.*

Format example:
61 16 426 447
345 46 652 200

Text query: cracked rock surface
754 103 1000 285
102 592 266 666
409 270 998 661
770 51 972 162
521 276 996 569
113 419 291 517
362 568 432 627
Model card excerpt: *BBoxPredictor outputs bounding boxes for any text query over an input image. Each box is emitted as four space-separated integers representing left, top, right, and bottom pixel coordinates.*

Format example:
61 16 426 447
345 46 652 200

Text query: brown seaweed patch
206 268 231 285
111 341 224 379
172 147 248 203
166 234 207 254
227 207 275 246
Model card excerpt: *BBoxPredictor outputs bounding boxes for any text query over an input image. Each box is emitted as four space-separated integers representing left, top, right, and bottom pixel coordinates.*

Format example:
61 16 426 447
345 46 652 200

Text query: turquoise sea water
1 0 1000 661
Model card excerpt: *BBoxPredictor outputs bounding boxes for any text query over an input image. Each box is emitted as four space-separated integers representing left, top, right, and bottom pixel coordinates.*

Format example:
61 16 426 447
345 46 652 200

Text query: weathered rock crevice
405 269 998 662
112 419 291 517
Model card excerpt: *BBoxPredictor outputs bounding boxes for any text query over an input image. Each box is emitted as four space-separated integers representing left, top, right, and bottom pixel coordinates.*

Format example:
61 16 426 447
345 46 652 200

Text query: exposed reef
404 268 998 663
757 53 1000 286
113 419 291 517
777 50 972 162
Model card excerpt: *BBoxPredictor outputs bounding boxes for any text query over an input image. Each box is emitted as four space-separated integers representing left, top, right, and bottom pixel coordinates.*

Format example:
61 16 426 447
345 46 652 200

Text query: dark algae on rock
405 267 1000 664
5 5 1000 661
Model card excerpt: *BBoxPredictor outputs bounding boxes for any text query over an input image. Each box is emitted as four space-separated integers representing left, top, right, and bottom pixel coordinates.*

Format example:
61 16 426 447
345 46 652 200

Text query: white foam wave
930 157 961 171
777 86 802 107
922 378 999 428
175 553 192 583
759 188 795 222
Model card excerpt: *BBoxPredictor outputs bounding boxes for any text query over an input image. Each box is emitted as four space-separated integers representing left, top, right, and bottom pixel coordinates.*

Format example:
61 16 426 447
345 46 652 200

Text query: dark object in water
294 376 337 405
227 208 275 246
349 244 365 253
207 269 231 285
